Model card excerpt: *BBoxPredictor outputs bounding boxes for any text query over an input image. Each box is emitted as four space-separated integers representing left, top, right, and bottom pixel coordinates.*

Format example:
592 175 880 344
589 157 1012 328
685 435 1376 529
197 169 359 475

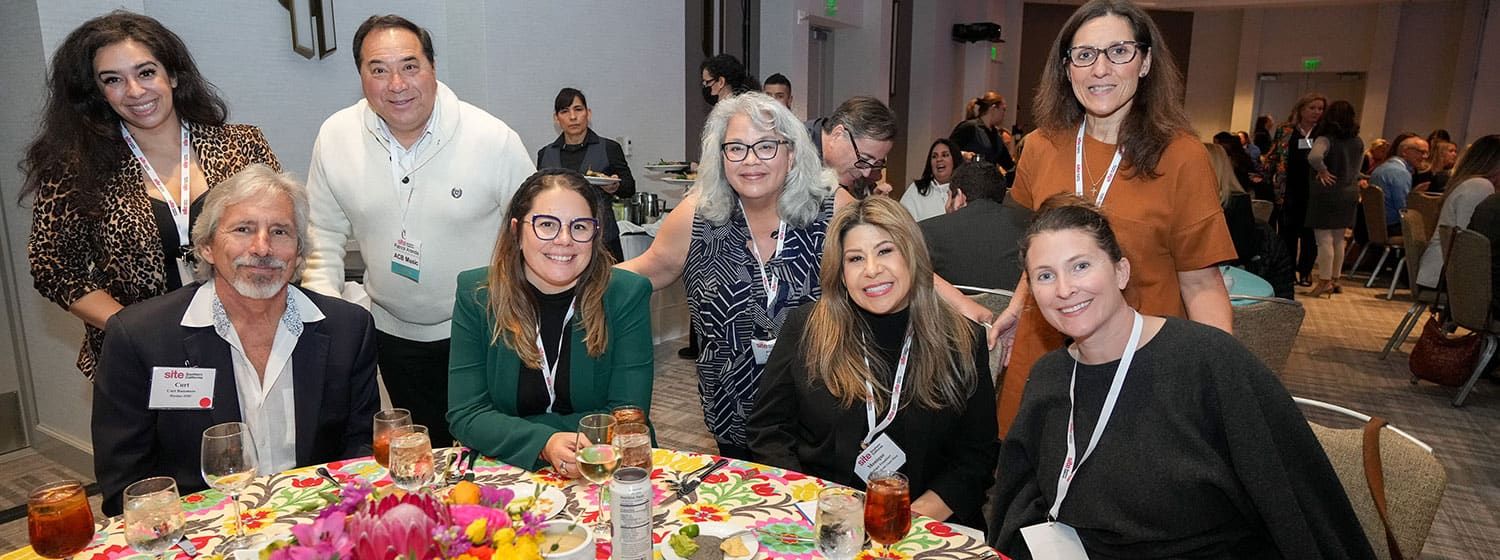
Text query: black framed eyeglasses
845 130 887 170
721 139 791 162
1064 41 1148 68
526 214 599 243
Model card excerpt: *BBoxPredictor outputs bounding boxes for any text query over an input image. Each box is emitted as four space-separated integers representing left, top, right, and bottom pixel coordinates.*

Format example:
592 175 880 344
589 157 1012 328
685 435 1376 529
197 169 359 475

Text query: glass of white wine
575 414 618 533
123 477 185 559
388 425 434 493
200 422 262 553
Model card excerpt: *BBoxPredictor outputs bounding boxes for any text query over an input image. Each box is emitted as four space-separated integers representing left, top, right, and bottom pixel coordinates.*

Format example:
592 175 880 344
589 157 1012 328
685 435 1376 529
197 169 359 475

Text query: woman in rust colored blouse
989 0 1236 436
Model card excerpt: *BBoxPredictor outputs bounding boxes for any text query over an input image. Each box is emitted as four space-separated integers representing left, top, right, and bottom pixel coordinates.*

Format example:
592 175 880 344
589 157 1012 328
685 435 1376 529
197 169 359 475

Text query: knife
673 458 729 501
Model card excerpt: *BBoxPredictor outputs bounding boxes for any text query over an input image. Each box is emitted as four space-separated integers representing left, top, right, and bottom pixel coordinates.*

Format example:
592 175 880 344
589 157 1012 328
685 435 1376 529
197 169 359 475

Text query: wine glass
123 477 185 558
612 422 652 471
26 480 95 559
373 408 412 469
816 486 865 560
574 413 618 532
388 424 435 493
201 422 262 553
864 471 911 554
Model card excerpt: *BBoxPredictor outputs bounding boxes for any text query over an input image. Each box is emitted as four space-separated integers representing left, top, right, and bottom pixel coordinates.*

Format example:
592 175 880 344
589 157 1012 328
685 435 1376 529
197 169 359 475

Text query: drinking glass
26 480 94 559
373 408 412 469
612 422 652 472
388 424 434 492
610 404 646 426
864 471 911 553
201 422 261 553
815 486 865 560
123 477 184 558
574 413 618 532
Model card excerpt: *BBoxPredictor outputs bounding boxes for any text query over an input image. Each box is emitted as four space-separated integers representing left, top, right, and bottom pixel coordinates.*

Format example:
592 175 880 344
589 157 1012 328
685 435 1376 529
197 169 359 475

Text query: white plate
658 522 759 560
504 484 568 520
645 163 691 172
584 175 620 186
661 177 696 185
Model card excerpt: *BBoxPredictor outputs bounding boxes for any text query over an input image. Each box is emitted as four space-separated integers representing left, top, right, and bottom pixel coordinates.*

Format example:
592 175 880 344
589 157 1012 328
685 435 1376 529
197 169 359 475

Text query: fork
664 458 723 494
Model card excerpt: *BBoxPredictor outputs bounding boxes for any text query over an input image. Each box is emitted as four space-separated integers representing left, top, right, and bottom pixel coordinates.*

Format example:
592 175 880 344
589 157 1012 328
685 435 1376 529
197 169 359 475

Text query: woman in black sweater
748 196 996 530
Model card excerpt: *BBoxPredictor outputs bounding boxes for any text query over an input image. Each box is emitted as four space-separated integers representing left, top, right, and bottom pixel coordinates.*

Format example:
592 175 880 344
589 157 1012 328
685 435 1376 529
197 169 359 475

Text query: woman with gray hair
621 92 851 458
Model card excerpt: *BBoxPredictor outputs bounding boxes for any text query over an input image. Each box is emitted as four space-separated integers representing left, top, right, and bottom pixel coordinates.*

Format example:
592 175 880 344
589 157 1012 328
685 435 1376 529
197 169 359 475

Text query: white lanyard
861 333 913 447
1048 311 1143 521
533 298 576 413
739 200 787 311
122 123 192 245
1074 122 1124 207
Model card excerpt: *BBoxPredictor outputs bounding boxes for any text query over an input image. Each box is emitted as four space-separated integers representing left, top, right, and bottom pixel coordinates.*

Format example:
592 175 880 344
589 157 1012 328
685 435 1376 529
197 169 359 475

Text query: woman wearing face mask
1265 92 1328 287
988 197 1373 559
448 169 654 476
748 196 996 528
22 11 281 380
700 54 757 105
900 138 961 221
537 88 636 263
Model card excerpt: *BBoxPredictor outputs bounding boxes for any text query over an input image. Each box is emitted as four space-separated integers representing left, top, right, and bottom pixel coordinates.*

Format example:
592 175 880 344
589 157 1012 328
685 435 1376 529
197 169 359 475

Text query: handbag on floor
1408 312 1480 386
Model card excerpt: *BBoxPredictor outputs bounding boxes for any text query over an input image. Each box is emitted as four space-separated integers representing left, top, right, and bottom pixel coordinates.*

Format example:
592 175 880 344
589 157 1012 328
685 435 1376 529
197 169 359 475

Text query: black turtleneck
856 306 911 381
516 285 576 416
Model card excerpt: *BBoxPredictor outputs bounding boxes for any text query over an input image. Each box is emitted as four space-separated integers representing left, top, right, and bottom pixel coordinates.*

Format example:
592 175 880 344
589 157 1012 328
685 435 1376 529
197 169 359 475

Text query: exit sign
1302 57 1322 71
826 0 837 17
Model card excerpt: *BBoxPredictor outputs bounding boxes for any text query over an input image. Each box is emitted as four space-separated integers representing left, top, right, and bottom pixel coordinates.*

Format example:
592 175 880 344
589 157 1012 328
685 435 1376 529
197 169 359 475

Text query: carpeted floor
0 278 1494 556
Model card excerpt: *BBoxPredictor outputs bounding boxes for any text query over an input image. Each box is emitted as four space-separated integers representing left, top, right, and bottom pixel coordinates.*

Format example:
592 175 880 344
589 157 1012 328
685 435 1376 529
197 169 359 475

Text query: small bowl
539 519 593 560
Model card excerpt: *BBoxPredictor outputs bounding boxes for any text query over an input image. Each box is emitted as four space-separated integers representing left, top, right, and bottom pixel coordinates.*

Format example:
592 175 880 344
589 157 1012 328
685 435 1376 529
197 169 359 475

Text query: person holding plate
748 197 996 529
537 87 636 262
448 169 654 476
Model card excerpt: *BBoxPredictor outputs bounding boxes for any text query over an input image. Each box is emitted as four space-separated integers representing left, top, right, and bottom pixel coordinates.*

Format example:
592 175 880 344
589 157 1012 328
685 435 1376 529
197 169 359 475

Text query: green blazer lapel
566 318 598 412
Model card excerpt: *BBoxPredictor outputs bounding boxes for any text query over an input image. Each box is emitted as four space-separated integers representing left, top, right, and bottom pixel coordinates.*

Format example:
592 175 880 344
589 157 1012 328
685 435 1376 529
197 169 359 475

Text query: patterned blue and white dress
685 196 836 448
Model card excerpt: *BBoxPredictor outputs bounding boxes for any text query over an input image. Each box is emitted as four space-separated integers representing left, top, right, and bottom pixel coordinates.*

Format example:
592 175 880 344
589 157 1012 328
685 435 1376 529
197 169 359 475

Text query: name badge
1020 521 1091 559
751 338 776 365
148 367 216 410
1297 137 1314 150
853 432 907 483
392 236 422 282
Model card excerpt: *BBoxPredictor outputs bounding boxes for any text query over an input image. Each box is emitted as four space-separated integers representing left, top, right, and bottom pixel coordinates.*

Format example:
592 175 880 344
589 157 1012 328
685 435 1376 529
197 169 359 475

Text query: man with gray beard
91 164 380 516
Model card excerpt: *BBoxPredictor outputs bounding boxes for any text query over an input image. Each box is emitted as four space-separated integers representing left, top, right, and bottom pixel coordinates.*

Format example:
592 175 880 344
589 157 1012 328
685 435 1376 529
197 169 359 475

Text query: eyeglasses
721 139 791 162
1064 41 1148 68
526 214 599 243
701 77 717 87
845 130 886 170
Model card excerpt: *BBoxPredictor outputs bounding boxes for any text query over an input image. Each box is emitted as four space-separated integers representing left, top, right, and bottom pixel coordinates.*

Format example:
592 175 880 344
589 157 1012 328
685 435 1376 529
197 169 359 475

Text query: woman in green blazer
448 169 654 475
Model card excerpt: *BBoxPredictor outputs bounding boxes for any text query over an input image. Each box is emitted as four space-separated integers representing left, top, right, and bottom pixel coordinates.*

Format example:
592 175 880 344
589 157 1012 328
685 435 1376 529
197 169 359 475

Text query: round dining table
6 448 999 559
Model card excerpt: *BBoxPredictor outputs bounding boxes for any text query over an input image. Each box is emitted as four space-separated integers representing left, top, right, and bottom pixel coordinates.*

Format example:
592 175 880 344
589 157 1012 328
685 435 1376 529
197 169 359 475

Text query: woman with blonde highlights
749 196 996 528
448 169 654 476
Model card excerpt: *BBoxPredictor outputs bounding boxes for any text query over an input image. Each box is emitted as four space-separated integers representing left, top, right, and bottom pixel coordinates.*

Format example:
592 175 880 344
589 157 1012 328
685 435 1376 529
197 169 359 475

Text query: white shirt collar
181 281 327 329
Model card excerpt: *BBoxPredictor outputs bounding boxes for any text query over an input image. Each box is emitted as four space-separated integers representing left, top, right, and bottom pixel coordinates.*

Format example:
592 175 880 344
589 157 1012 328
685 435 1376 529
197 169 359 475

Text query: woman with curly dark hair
21 11 280 379
699 54 758 104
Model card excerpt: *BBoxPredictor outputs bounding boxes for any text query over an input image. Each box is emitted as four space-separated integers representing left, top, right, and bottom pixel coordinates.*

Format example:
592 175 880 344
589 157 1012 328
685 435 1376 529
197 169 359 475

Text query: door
1253 72 1366 128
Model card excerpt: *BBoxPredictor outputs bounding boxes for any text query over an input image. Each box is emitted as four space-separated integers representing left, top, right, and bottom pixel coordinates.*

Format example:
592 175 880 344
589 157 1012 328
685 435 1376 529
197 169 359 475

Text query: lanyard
381 124 432 236
1074 122 1124 207
533 298 576 413
739 200 787 312
1048 311 1143 521
861 332 913 447
122 123 192 245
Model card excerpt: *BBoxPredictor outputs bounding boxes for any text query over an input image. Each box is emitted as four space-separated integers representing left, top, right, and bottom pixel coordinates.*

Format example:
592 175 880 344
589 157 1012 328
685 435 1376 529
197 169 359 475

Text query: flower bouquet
264 479 577 560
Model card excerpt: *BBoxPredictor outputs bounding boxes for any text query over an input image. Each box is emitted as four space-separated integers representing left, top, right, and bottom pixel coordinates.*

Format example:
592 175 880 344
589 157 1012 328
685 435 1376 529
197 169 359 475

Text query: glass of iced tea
373 408 412 468
864 471 911 553
27 480 95 558
611 405 646 426
612 422 652 472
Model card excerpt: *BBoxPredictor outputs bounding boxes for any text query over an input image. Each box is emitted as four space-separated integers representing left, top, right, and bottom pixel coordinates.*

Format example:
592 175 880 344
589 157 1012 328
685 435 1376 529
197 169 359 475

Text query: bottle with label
610 466 653 560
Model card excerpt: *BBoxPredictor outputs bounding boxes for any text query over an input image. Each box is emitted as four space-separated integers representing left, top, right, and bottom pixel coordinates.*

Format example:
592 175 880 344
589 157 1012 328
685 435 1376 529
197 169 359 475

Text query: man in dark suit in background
919 162 1029 291
92 164 379 515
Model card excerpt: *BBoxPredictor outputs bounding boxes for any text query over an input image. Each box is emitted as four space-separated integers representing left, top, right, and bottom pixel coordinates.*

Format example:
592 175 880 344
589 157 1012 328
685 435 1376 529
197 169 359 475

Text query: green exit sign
990 46 999 61
1302 57 1322 71
826 0 837 17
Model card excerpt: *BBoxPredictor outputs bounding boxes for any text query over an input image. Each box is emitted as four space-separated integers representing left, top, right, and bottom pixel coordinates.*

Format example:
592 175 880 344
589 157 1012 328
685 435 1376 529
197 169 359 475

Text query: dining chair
1295 397 1445 560
1381 211 1443 358
1251 199 1274 224
1443 228 1498 406
1351 185 1404 288
1229 295 1304 375
1405 191 1443 240
962 286 1013 387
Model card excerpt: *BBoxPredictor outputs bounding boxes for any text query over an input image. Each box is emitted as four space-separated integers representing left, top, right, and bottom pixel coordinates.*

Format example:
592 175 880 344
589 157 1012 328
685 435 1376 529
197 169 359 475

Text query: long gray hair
190 164 310 281
696 92 835 228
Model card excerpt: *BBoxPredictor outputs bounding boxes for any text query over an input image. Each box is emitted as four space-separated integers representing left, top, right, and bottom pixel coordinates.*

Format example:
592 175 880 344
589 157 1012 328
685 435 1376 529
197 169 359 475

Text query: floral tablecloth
10 449 996 559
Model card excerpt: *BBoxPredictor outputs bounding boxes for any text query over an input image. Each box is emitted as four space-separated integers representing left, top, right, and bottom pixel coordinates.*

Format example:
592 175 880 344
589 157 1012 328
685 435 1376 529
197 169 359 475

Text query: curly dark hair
19 10 227 211
1316 100 1359 140
700 54 758 95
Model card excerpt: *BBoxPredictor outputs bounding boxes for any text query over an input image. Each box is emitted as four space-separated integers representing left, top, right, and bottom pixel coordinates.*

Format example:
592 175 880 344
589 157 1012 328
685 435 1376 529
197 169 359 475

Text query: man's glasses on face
526 214 599 243
844 129 886 170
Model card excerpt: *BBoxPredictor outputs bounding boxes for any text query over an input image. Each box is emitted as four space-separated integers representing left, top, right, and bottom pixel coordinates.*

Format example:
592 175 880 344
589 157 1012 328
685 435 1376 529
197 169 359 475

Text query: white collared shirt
181 282 327 474
378 108 438 197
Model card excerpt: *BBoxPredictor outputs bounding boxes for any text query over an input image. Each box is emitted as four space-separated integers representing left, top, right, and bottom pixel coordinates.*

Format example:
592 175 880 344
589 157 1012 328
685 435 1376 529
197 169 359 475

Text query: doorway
1253 72 1367 129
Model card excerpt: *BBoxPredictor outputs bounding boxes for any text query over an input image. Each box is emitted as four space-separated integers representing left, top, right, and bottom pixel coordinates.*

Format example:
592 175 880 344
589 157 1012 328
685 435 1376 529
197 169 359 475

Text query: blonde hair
1203 143 1244 206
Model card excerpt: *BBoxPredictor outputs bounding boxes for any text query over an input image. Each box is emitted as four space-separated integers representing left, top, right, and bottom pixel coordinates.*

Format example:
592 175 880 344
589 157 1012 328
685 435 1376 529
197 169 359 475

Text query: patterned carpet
0 282 1494 556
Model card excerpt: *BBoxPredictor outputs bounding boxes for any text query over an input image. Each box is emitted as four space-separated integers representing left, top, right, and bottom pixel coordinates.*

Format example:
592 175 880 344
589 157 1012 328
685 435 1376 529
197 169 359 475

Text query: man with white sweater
302 14 535 445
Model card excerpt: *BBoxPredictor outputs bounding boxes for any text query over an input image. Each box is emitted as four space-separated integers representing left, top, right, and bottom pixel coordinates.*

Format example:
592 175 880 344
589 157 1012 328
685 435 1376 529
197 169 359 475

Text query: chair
1443 228 1499 406
1381 211 1443 357
1230 295 1305 375
1350 185 1404 288
1251 199 1274 224
1295 397 1446 560
962 286 1014 387
1404 191 1444 240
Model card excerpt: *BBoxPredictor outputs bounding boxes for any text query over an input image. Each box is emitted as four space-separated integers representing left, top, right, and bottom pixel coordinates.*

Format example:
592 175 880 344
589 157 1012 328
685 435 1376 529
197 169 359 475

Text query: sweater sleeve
1307 137 1331 174
27 167 107 309
924 325 999 522
299 133 350 298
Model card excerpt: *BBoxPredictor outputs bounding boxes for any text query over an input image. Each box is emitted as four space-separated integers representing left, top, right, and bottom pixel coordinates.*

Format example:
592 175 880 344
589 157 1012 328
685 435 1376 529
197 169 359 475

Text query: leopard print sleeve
234 124 282 172
27 165 108 309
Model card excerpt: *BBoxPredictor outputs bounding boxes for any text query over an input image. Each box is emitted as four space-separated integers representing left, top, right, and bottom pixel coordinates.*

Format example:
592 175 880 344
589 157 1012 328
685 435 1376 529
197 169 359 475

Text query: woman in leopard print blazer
21 11 280 379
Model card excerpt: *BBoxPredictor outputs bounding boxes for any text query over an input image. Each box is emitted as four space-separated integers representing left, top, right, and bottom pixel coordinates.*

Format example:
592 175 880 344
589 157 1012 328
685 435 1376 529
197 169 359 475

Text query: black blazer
919 198 1028 291
92 283 380 515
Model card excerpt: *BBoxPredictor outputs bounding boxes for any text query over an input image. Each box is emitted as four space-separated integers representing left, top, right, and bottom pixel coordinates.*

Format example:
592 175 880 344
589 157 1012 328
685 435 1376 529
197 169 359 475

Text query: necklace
1081 144 1106 197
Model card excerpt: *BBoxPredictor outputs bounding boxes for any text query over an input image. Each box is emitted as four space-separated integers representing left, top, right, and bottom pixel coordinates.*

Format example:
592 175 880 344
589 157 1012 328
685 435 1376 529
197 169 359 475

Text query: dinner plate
645 163 691 172
658 522 760 560
584 175 620 186
661 177 697 186
502 484 568 520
